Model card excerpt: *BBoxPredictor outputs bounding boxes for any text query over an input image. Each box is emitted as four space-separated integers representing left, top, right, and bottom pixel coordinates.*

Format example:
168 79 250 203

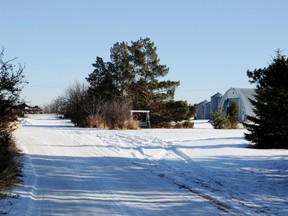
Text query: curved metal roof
221 88 255 117
235 88 255 117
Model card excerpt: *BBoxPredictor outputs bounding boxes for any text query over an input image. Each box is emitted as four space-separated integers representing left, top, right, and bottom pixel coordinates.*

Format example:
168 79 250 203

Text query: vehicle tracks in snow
13 116 227 215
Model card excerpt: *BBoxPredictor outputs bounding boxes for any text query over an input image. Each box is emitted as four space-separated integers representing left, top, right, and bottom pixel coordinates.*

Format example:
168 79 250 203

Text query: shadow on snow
14 153 288 216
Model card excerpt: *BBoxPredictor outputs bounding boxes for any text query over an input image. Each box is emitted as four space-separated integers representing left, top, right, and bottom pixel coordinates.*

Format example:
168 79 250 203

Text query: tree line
47 38 197 129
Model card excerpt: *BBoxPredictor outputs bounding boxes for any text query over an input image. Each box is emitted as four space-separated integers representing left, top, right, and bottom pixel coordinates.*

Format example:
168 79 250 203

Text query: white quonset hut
220 88 255 121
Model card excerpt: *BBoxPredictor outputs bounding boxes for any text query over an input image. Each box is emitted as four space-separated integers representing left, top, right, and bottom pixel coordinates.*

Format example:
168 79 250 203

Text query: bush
182 121 194 128
0 49 25 191
124 119 139 130
150 112 167 128
103 101 138 130
0 135 22 190
150 101 197 128
211 105 238 129
211 107 229 129
164 101 197 122
85 114 106 128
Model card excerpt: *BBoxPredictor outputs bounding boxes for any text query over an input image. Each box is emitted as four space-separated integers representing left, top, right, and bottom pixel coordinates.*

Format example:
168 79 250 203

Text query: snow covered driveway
7 115 288 215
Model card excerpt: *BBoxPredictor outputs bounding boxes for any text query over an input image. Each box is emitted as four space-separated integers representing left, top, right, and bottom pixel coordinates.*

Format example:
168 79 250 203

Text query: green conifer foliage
211 102 238 129
86 38 180 110
210 106 229 129
227 100 239 129
244 51 288 149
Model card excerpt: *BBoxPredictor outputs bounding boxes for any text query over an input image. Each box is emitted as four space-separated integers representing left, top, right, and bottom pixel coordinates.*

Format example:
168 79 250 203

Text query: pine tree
86 57 120 101
86 38 180 109
129 38 180 109
244 51 288 149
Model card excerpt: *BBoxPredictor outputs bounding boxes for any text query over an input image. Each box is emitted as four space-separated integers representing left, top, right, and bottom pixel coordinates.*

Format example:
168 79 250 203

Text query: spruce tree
244 51 288 149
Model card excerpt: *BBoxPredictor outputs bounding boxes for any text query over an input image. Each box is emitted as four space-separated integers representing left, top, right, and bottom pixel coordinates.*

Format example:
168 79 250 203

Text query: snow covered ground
2 114 288 215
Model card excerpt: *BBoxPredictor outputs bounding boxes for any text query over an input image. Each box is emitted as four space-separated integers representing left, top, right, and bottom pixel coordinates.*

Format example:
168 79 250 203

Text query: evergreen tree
227 101 239 129
86 57 120 101
210 106 229 129
129 38 176 109
244 51 288 149
110 41 133 97
210 102 238 129
86 38 180 109
164 100 196 122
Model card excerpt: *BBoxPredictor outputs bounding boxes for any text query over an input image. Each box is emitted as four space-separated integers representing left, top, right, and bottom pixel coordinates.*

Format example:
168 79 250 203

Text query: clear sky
1 0 288 106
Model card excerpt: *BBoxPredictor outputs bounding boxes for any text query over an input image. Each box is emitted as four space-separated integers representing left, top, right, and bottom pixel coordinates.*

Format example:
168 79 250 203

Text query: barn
220 88 255 121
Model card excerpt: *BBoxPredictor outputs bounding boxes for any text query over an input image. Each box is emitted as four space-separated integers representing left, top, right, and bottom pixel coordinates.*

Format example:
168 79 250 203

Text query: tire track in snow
13 116 239 215
59 129 234 214
109 133 245 215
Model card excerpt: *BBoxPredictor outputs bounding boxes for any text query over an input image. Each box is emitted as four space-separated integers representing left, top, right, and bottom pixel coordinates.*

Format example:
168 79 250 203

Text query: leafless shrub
86 114 106 128
0 136 22 190
103 101 135 130
48 82 141 130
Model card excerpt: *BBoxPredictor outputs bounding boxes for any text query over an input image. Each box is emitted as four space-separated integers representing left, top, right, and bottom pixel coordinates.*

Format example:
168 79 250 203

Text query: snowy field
2 114 288 215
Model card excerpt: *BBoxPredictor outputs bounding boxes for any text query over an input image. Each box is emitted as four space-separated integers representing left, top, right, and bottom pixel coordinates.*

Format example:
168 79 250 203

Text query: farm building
220 88 255 121
210 92 223 113
196 100 210 119
196 92 223 120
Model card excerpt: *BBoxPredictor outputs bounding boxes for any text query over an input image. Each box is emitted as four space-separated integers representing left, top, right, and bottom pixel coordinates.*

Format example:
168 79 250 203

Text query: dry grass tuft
0 135 22 191
86 114 106 128
124 119 140 130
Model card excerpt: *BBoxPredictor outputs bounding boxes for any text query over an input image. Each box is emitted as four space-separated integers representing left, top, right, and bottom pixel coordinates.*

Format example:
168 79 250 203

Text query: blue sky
1 0 288 106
